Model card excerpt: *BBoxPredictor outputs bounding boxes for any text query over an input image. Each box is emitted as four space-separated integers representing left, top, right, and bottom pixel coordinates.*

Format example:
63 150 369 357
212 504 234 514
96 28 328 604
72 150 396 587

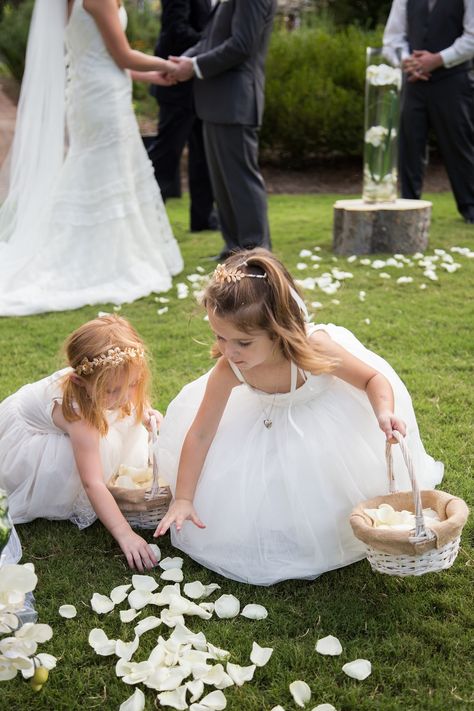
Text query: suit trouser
203 122 271 252
147 102 215 229
399 71 474 220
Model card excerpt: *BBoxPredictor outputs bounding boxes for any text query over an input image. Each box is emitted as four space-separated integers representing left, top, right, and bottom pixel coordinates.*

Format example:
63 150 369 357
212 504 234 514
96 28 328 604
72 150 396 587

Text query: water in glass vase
363 47 402 203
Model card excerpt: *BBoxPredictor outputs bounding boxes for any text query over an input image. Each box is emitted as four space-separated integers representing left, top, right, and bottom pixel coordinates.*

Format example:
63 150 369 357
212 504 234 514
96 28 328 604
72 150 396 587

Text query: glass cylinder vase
362 47 401 203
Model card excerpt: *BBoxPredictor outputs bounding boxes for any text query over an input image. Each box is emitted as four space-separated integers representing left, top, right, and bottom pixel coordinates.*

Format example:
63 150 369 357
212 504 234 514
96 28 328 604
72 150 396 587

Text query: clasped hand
154 498 206 537
402 50 442 82
162 56 195 83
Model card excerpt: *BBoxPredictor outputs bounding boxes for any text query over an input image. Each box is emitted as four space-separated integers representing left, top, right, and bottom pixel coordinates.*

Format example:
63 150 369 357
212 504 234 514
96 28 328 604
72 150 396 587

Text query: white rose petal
199 663 227 686
241 604 268 620
214 594 240 619
159 557 184 570
157 685 188 710
183 581 220 600
149 544 161 562
315 635 343 656
250 641 273 667
311 705 337 711
157 307 169 316
128 589 154 610
91 592 114 614
15 622 53 643
132 575 159 592
207 643 231 661
342 659 372 680
160 608 185 628
161 568 184 583
111 584 132 604
134 615 161 636
226 662 256 686
88 628 117 656
290 680 312 708
191 689 227 710
35 653 57 670
120 608 141 623
119 688 146 711
58 604 77 619
116 635 140 661
186 678 205 702
122 660 153 685
0 565 37 595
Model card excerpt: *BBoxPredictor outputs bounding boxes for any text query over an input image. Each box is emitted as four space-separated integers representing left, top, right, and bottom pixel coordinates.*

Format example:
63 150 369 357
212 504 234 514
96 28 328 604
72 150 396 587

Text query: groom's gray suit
186 0 276 254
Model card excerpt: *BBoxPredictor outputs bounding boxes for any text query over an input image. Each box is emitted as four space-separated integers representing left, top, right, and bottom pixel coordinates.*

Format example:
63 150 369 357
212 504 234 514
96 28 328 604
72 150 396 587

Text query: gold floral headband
75 346 145 376
213 262 267 284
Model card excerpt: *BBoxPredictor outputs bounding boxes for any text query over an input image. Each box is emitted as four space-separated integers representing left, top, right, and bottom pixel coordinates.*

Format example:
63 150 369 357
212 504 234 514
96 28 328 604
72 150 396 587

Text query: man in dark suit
383 0 474 223
147 0 218 232
167 0 277 258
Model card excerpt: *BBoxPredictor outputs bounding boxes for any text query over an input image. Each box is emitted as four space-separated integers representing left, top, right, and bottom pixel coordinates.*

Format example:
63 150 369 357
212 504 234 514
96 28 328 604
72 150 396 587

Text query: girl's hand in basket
117 528 159 571
378 412 406 443
154 499 206 536
143 408 163 431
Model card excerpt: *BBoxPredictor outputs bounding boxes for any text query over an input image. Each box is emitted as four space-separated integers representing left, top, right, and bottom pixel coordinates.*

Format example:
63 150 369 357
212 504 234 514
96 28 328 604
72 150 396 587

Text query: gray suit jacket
186 0 277 125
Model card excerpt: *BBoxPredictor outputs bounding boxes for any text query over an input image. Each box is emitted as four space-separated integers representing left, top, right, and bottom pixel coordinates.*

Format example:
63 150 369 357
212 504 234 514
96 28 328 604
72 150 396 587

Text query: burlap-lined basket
107 417 171 529
350 431 469 576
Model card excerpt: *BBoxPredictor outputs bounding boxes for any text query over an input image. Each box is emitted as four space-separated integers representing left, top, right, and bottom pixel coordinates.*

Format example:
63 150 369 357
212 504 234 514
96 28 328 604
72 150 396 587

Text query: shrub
261 24 382 164
0 0 33 81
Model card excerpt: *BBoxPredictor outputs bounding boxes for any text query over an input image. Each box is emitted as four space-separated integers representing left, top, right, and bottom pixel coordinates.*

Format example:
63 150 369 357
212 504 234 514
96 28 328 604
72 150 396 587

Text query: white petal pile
58 604 77 619
342 659 372 680
290 679 312 707
315 635 342 656
364 502 439 531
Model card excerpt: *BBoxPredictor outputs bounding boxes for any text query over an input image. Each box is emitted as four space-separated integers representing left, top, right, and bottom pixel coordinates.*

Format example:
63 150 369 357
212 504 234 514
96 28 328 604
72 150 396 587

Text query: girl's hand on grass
117 529 158 571
154 499 206 536
378 412 406 443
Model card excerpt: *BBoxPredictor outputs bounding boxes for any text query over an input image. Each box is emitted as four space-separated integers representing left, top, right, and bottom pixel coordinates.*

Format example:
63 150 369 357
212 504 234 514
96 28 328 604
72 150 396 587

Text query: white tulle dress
0 369 149 529
0 2 182 316
158 324 444 585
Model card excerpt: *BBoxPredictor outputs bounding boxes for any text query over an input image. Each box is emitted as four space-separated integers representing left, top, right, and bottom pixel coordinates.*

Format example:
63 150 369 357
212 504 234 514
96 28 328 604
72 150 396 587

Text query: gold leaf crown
213 262 267 284
75 346 145 376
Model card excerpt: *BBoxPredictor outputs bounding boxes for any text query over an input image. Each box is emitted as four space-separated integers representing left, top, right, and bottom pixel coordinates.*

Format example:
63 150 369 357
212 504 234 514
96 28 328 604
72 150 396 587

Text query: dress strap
227 360 245 383
290 361 298 392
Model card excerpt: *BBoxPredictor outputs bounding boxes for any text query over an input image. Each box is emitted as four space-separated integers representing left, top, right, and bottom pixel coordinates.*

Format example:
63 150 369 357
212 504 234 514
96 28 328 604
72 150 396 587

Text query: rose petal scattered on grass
131 575 158 592
58 604 77 619
190 689 227 710
120 608 141 623
290 680 312 707
226 662 256 686
35 653 57 670
134 615 161 636
310 704 337 711
184 581 220 599
88 628 116 656
119 688 145 711
342 659 372 680
315 635 342 656
149 543 161 562
250 641 273 667
157 685 188 710
15 622 53 643
161 568 184 583
110 584 132 604
90 593 114 614
128 589 154 610
159 557 184 570
214 594 240 619
241 604 268 620
186 678 205 702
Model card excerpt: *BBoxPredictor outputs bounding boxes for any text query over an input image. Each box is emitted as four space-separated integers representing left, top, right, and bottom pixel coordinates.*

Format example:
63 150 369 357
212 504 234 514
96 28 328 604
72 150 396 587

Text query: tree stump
333 198 432 255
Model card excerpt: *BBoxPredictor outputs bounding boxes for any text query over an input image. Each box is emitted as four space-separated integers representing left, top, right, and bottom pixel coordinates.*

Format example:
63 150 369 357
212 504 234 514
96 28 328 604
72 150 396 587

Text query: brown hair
61 315 150 435
203 249 337 374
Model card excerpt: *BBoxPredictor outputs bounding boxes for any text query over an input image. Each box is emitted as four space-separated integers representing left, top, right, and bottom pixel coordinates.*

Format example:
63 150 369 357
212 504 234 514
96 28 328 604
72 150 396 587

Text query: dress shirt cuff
440 48 456 68
192 57 203 79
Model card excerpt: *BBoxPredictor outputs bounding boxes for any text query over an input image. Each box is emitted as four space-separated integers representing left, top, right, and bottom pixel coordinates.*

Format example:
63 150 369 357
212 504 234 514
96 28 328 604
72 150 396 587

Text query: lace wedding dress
0 1 182 316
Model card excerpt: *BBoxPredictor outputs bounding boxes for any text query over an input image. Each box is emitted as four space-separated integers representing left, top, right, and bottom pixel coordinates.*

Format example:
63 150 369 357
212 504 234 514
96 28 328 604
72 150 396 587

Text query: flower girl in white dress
156 249 443 585
0 315 160 571
0 0 183 316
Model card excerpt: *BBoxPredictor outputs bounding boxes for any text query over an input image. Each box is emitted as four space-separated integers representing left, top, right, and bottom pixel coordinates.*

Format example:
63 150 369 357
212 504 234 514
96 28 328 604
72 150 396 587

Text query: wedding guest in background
383 0 474 223
147 0 219 233
167 0 276 260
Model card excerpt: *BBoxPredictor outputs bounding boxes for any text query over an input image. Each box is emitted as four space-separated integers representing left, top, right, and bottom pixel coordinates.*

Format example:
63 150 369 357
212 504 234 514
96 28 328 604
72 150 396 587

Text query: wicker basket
350 431 469 576
107 417 171 529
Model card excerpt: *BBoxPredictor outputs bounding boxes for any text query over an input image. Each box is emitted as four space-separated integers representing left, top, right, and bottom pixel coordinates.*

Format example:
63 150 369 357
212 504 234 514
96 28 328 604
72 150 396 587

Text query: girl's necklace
260 391 277 429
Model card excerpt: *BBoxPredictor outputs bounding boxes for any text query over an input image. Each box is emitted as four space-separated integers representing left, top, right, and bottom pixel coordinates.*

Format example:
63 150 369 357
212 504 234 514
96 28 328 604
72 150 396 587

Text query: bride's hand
149 71 177 86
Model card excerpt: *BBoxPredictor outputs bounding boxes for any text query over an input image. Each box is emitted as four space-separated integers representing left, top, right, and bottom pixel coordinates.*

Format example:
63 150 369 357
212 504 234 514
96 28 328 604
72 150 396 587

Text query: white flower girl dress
158 324 444 585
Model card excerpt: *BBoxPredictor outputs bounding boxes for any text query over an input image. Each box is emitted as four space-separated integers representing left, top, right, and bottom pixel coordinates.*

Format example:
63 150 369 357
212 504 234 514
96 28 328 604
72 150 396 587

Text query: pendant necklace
258 390 278 429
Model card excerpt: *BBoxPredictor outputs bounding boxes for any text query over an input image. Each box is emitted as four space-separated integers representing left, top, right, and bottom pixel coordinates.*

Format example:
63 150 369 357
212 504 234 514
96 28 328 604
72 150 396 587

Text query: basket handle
385 431 436 543
147 415 160 499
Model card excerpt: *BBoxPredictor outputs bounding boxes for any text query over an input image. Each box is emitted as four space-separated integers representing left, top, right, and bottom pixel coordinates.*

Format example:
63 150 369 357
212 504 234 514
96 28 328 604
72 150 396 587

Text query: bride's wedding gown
0 1 183 316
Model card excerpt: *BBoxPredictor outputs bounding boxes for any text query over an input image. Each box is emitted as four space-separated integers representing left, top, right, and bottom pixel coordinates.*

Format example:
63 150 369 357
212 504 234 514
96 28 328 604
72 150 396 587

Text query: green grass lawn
0 192 473 711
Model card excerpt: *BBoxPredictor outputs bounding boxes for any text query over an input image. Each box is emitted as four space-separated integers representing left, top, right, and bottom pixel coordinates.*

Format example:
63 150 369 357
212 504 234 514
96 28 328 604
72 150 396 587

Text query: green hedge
0 2 384 164
261 24 382 164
